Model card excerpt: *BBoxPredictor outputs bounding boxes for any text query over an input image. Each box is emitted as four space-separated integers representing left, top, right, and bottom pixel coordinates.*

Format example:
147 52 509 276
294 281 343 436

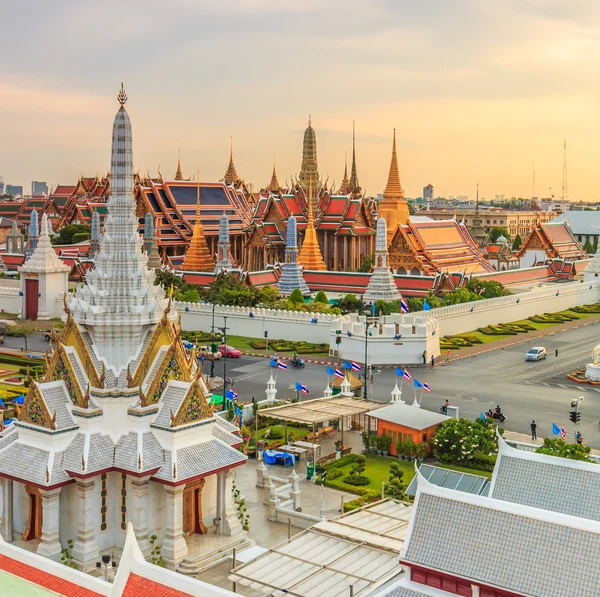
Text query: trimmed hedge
343 475 370 486
572 305 600 314
323 454 358 470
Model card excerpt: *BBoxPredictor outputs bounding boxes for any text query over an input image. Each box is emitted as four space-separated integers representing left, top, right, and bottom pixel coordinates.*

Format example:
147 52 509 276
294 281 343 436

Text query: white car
526 347 547 361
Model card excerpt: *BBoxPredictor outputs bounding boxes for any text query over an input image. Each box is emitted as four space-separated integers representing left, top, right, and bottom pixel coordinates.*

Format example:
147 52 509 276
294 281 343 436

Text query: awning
258 396 384 424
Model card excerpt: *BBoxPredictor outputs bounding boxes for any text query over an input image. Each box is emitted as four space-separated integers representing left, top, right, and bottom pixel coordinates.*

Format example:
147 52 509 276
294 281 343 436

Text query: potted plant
381 435 390 457
396 439 405 460
404 439 415 461
415 442 427 463
361 431 370 453
369 434 378 454
375 435 383 455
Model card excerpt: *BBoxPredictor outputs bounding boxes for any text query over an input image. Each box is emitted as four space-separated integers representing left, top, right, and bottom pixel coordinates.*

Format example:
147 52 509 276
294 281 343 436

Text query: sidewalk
446 313 600 362
502 429 600 456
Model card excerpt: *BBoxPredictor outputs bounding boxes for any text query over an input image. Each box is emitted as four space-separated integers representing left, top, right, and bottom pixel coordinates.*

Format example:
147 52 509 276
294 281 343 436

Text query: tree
465 279 510 299
432 418 499 466
176 288 200 302
442 287 484 305
337 294 364 314
258 285 279 306
584 238 594 254
51 224 91 245
489 227 510 243
594 236 599 253
289 288 305 305
314 290 329 304
386 462 406 499
359 253 375 272
536 438 595 462
13 319 37 351
512 234 522 251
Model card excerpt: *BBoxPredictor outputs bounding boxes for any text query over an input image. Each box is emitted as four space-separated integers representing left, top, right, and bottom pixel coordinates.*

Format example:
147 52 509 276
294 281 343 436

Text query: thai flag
401 298 409 314
560 425 567 441
226 389 238 399
403 369 412 381
278 361 288 370
334 368 345 379
351 361 361 372
423 383 431 393
295 382 309 395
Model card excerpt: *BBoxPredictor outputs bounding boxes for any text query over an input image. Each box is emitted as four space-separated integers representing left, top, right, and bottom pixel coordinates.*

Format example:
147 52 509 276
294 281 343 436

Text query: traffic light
264 331 268 339
569 411 581 423
336 335 342 345
555 349 559 357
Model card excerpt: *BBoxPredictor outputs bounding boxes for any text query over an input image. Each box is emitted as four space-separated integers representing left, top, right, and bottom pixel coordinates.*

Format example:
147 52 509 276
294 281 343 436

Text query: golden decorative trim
19 382 56 431
60 312 103 388
45 342 86 408
170 374 214 428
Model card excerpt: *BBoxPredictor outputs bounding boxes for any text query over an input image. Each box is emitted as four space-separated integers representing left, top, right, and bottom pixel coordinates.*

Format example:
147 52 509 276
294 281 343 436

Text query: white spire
20 214 69 274
266 373 277 401
323 384 333 397
391 383 404 403
340 374 352 397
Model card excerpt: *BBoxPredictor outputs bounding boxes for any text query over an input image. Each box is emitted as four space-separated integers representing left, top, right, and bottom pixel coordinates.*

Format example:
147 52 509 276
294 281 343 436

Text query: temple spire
299 116 320 189
268 157 280 192
174 150 183 180
298 175 327 271
349 121 361 194
223 137 240 185
378 128 410 243
181 173 214 272
339 152 350 195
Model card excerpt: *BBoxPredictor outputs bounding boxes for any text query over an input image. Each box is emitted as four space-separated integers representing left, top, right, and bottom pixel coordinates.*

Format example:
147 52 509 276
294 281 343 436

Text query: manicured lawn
226 334 329 357
454 330 512 344
256 426 310 442
327 453 416 492
437 463 493 480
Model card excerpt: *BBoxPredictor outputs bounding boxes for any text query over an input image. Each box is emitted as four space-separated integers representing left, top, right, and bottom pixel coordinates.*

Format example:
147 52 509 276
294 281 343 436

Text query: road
224 320 600 448
2 333 49 354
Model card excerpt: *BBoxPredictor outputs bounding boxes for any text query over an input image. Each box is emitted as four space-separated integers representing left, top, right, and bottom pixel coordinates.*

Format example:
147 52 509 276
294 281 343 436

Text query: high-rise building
31 181 48 195
0 176 4 195
423 184 434 201
5 185 23 196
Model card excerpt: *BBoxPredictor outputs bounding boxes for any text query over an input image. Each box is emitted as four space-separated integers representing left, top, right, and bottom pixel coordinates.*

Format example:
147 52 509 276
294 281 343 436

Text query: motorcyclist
440 399 450 414
495 405 502 416
291 352 297 365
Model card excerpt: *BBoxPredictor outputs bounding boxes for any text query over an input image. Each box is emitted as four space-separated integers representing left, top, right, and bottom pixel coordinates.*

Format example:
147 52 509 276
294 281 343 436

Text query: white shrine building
0 86 249 574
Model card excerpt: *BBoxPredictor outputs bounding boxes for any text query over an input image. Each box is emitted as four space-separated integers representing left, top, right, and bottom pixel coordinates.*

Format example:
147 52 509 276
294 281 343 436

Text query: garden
441 304 600 350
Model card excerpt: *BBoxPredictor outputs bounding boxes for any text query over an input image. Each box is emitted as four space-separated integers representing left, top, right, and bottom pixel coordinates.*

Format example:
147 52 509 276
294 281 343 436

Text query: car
218 344 241 358
197 345 222 360
41 331 52 341
526 346 547 361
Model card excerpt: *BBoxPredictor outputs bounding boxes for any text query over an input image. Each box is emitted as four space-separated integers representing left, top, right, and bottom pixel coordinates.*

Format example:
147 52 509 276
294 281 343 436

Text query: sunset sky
1 0 599 201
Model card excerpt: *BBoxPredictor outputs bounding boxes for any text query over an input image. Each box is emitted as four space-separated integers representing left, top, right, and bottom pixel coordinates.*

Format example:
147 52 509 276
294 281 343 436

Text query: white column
130 476 151 557
216 471 226 535
72 479 99 571
0 478 13 540
37 487 61 560
162 485 188 570
222 470 243 536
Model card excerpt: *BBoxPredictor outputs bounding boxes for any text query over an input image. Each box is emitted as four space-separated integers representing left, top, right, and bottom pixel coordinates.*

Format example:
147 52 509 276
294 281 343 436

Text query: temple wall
58 482 77 549
0 286 21 315
11 482 28 541
178 302 335 343
405 279 599 337
148 481 167 544
330 315 440 366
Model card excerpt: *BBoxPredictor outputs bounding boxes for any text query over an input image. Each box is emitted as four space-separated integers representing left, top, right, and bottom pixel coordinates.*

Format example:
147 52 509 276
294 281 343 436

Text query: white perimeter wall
0 287 21 315
178 302 335 343
403 280 599 337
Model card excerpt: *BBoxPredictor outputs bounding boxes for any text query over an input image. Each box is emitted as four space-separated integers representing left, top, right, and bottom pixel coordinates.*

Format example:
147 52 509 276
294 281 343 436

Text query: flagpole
400 372 405 392
419 387 424 407
413 383 417 405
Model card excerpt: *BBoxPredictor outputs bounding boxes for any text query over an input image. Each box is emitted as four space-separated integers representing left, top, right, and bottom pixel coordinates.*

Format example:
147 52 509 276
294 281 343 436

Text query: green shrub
536 438 595 462
314 290 328 304
265 425 284 440
249 340 267 350
289 289 305 304
326 469 344 480
459 335 483 344
324 454 358 470
433 418 499 466
343 475 370 486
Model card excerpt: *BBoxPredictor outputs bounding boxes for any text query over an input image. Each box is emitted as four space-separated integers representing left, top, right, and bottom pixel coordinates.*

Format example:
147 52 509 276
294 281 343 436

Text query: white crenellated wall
330 314 440 366
178 302 335 343
404 279 599 337
0 286 21 315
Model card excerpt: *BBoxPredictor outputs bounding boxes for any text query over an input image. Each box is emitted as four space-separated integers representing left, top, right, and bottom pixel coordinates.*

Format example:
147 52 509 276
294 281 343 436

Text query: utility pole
569 396 584 441
561 139 568 202
362 320 370 401
210 301 216 379
219 315 229 411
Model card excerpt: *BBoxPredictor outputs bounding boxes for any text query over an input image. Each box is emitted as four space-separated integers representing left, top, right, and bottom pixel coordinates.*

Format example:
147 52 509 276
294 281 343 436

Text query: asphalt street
224 320 600 448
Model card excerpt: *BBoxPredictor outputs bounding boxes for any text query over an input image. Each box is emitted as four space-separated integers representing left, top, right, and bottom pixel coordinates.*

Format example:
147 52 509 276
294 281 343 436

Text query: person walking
576 431 583 445
431 354 435 367
422 349 427 365
530 420 537 440
445 349 451 362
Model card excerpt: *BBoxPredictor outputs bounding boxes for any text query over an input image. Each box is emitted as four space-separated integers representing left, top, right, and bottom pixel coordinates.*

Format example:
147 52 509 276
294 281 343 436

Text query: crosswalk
520 379 600 393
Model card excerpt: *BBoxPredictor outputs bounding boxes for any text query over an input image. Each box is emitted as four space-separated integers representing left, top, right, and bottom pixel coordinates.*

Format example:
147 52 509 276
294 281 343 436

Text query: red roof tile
122 573 195 597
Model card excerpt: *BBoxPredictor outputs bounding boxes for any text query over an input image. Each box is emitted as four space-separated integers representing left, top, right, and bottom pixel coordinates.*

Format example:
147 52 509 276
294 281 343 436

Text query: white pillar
222 470 243 536
72 479 100 571
162 485 188 570
216 471 226 535
0 478 13 540
130 476 151 557
37 487 61 560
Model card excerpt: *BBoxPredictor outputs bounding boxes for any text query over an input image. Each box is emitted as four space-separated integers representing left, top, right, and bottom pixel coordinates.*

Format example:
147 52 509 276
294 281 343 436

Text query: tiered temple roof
516 219 587 263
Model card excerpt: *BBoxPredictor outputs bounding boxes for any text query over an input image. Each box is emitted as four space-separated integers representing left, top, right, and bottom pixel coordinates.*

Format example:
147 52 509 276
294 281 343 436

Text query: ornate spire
298 175 327 271
117 83 127 108
20 214 69 274
299 116 320 189
349 121 361 194
268 157 280 192
144 212 162 269
174 150 183 180
223 137 240 185
278 215 310 295
181 174 215 272
379 128 410 242
339 152 350 195
470 181 487 247
215 212 233 273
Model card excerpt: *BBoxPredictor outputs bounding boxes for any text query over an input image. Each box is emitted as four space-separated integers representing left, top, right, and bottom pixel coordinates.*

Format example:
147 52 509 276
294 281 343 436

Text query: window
101 473 107 531
493 220 497 224
120 474 127 530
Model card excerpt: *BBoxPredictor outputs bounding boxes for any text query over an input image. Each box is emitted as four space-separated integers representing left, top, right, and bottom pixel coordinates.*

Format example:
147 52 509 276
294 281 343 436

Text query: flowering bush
433 418 499 465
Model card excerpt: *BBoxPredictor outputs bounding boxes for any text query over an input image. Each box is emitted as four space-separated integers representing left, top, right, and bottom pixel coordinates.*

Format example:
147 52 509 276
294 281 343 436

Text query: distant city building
538 198 570 212
494 194 506 202
552 210 600 247
5 184 23 196
0 176 4 195
31 180 48 195
423 184 434 202
421 208 556 239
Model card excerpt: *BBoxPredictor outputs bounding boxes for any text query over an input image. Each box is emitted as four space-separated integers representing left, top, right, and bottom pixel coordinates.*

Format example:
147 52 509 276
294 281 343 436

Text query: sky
1 0 600 201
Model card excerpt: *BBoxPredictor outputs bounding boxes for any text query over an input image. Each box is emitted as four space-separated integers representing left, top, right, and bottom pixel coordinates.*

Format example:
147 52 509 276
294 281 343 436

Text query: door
22 486 42 541
182 479 207 536
25 279 39 321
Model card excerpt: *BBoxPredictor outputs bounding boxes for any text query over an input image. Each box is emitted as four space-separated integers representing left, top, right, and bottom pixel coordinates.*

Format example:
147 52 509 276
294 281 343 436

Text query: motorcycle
486 410 506 423
440 404 449 414
291 358 305 369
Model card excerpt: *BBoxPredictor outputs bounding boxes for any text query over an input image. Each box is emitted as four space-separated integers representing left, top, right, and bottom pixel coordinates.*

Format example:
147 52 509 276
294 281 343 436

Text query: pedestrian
530 420 537 440
445 349 451 362
422 349 427 365
431 354 435 367
576 432 583 445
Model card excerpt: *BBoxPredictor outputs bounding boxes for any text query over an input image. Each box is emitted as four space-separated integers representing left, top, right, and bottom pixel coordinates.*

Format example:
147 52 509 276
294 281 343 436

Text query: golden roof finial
196 170 201 219
384 128 403 199
175 150 183 181
268 156 280 192
117 83 128 108
308 114 312 127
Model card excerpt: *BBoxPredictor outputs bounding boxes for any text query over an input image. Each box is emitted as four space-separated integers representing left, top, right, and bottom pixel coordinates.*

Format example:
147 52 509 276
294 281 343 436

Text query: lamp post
210 301 216 379
363 320 370 401
219 316 229 411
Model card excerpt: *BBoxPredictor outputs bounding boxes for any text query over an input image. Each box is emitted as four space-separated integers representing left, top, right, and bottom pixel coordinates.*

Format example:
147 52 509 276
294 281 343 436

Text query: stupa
181 179 214 272
215 213 233 273
90 210 100 256
363 217 402 304
26 209 39 259
144 212 162 269
278 215 310 296
0 86 248 574
298 177 327 271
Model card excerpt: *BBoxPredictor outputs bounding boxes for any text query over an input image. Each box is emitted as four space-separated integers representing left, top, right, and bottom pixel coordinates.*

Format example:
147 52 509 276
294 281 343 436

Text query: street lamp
219 315 229 411
362 319 371 401
210 301 216 379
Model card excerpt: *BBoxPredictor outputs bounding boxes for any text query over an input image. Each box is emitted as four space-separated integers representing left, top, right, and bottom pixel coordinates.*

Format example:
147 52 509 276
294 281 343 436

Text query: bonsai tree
289 288 305 305
386 462 405 499
314 290 328 304
361 431 370 452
